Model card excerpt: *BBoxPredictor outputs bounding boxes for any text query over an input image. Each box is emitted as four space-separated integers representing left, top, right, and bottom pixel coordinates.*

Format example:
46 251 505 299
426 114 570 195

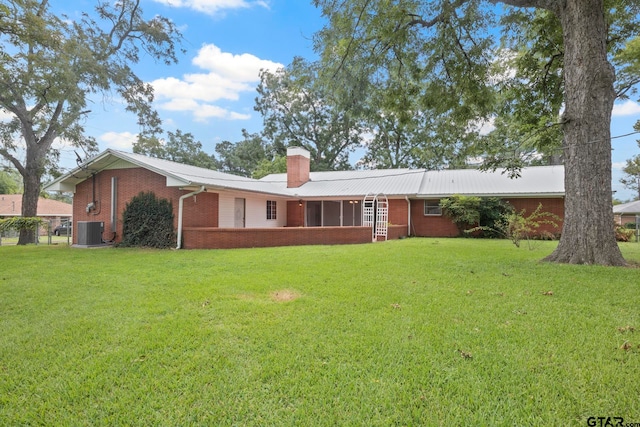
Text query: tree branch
0 148 26 176
490 0 561 14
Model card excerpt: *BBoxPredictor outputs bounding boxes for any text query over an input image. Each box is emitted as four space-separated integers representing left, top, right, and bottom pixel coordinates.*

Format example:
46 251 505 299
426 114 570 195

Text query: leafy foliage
440 196 481 236
440 195 514 237
215 130 269 177
615 223 636 242
0 168 21 194
495 204 560 248
255 57 361 171
120 192 175 249
134 130 218 170
0 217 45 238
619 147 640 201
252 155 287 179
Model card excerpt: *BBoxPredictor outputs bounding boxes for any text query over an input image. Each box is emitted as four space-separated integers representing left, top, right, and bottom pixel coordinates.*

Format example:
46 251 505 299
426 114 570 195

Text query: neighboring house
0 194 73 235
613 200 640 226
44 147 565 249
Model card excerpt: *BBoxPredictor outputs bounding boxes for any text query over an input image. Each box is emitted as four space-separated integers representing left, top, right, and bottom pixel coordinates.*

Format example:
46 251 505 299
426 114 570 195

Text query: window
424 200 442 216
266 200 277 220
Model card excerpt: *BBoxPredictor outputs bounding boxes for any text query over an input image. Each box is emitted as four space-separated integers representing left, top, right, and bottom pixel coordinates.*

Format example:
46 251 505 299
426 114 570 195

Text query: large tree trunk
543 0 626 265
18 154 43 245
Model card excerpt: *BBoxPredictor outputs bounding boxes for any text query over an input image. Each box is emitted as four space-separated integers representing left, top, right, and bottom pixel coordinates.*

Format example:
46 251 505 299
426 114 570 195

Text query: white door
234 198 245 228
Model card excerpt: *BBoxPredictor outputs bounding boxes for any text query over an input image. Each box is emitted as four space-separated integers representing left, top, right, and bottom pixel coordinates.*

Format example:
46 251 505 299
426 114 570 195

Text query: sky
45 0 640 201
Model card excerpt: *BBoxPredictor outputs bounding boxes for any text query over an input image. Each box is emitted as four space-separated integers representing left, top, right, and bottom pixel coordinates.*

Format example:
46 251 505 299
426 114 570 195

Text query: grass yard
1 239 639 426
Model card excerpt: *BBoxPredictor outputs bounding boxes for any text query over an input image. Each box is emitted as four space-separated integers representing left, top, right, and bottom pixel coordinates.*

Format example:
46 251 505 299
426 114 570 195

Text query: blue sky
48 0 640 200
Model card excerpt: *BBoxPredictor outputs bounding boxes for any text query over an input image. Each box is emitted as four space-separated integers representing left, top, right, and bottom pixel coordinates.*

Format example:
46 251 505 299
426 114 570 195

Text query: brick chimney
287 147 310 188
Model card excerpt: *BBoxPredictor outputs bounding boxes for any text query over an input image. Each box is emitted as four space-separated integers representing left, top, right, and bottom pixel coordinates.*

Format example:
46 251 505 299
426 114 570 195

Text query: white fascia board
166 176 191 187
415 193 565 199
44 180 79 193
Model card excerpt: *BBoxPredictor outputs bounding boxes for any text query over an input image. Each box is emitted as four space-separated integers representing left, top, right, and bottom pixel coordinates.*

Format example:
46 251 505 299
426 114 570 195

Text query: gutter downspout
176 186 206 250
405 196 411 237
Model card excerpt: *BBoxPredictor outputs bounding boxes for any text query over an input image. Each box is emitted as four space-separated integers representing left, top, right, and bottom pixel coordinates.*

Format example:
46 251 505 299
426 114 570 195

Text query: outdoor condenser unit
77 221 103 246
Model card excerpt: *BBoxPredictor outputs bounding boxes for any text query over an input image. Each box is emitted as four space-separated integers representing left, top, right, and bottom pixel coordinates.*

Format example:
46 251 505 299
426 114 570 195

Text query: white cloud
151 43 283 122
192 44 281 81
152 0 268 15
612 161 627 171
612 100 640 117
467 117 496 136
100 131 138 150
0 109 14 122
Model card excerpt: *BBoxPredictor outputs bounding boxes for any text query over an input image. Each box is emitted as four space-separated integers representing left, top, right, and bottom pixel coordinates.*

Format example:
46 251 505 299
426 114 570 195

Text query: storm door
234 198 245 228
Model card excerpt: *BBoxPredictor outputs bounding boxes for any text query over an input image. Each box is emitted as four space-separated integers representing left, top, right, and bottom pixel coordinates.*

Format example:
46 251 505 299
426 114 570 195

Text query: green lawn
1 239 639 426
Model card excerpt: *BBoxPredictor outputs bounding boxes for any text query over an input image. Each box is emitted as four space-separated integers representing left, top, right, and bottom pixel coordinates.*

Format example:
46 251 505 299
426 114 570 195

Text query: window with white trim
266 200 277 220
424 199 442 216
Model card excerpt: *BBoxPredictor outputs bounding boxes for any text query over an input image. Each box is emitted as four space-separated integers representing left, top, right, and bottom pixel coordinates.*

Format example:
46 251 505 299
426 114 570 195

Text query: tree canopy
133 130 218 170
255 57 362 171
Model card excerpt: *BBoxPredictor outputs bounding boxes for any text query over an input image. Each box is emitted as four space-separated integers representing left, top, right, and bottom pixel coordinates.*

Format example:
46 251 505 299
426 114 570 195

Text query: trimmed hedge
119 192 175 248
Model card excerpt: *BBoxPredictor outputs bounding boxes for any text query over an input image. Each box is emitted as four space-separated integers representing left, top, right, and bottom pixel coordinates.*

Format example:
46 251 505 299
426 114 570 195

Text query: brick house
613 200 640 226
44 148 564 249
0 194 72 235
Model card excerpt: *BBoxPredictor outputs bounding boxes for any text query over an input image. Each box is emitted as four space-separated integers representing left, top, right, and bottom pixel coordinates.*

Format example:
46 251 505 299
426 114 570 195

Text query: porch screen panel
343 201 362 226
323 201 341 226
306 201 322 227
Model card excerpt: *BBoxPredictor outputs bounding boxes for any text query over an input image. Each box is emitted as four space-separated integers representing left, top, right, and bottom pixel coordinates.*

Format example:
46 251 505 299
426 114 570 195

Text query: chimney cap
287 147 310 159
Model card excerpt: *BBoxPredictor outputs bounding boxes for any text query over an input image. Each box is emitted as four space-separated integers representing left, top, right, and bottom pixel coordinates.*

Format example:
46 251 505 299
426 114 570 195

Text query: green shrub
440 195 514 238
465 203 561 248
0 217 45 233
615 223 636 242
119 192 175 248
440 195 481 236
477 197 515 238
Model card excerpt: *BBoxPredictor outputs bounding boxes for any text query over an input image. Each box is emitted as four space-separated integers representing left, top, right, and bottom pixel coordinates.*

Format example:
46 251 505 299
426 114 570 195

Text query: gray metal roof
261 165 564 198
417 165 565 198
259 169 426 198
45 149 565 199
613 200 640 214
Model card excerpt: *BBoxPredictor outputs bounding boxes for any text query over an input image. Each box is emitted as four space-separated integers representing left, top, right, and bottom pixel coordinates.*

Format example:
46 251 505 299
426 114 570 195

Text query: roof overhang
415 193 565 199
44 150 192 192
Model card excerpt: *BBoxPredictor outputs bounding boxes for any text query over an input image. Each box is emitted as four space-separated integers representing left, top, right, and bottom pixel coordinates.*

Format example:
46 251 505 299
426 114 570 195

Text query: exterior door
234 198 245 228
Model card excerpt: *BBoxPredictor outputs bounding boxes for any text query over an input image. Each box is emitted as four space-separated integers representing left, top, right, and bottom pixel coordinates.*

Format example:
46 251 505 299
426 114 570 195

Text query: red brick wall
618 214 639 226
388 199 409 226
410 199 459 237
409 197 565 238
73 168 218 244
505 197 564 235
182 226 375 249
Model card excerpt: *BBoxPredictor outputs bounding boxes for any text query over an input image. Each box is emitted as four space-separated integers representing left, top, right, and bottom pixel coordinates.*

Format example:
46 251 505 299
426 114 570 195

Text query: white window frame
424 199 442 216
266 200 277 220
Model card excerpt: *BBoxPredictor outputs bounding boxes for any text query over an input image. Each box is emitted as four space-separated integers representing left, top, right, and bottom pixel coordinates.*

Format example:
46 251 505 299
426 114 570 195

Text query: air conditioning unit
77 221 103 245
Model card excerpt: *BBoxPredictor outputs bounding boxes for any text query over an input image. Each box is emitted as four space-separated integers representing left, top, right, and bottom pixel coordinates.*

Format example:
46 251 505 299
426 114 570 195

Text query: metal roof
613 200 640 214
259 169 426 198
416 165 565 198
45 149 565 199
261 165 564 198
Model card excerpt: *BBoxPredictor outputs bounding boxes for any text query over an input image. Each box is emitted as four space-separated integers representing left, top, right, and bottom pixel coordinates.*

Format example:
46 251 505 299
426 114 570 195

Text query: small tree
619 153 640 201
441 195 515 237
495 204 561 248
120 192 175 249
440 195 481 236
